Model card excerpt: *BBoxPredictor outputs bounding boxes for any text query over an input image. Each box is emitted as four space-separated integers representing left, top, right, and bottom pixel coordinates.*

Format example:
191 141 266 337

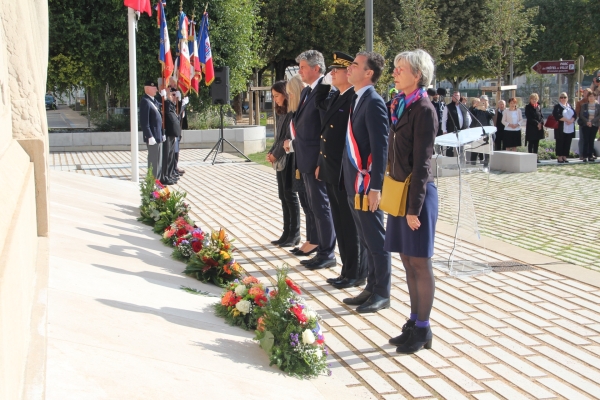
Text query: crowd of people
268 49 438 354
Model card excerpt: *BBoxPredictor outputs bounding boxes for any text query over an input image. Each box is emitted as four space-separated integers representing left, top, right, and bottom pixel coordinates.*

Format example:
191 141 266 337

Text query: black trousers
528 139 540 154
555 128 573 157
298 191 317 244
276 159 300 241
161 137 176 180
581 125 598 158
326 182 367 279
303 173 336 259
347 196 391 298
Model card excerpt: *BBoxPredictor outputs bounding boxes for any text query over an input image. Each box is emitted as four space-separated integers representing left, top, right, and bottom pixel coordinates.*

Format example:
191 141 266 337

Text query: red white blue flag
156 1 173 82
188 22 202 94
124 0 152 16
177 12 191 95
199 12 215 86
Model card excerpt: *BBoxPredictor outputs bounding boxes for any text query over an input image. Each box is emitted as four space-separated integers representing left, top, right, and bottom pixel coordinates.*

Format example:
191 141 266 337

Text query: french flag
157 1 174 82
199 12 214 86
124 0 152 16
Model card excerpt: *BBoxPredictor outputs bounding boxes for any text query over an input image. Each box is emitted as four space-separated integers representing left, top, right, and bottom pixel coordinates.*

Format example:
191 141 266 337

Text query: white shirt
441 102 471 132
353 85 373 111
562 106 575 133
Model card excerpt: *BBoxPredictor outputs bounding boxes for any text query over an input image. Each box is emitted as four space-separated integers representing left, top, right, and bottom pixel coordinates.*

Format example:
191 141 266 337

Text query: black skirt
503 130 522 148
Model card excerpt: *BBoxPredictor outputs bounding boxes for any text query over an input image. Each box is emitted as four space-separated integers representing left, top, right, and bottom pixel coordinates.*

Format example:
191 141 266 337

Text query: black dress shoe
332 277 367 289
389 319 416 346
295 247 318 257
279 235 301 247
343 290 371 305
356 293 390 313
270 233 289 245
176 168 186 175
300 255 319 265
290 247 300 254
396 326 432 354
306 258 336 270
326 275 345 284
160 179 176 185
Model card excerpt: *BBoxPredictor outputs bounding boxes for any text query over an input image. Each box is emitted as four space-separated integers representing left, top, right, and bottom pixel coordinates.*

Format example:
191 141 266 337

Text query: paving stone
473 394 502 400
534 346 600 382
483 347 546 377
471 281 502 294
490 336 536 356
527 356 600 399
537 377 592 400
473 304 510 319
453 329 492 346
423 378 469 400
450 357 494 380
433 300 470 321
568 297 600 313
431 341 460 358
544 280 588 297
483 380 530 400
537 302 594 324
486 364 554 399
454 344 497 364
502 318 544 335
536 335 600 367
501 272 544 286
394 355 436 377
325 335 369 370
560 279 598 292
469 313 506 329
357 369 397 394
502 279 536 292
529 289 581 310
438 367 485 392
511 311 554 328
415 349 451 369
589 324 600 334
362 329 394 351
574 309 600 323
476 275 507 287
364 352 402 373
382 394 408 400
495 294 558 320
347 385 379 399
364 315 402 338
430 310 463 329
434 327 464 344
328 360 361 385
341 315 372 331
333 326 376 353
544 326 591 345
433 292 477 313
436 282 482 304
389 373 432 398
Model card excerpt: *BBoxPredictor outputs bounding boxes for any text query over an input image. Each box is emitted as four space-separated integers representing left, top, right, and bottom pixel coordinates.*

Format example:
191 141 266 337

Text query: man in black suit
293 50 337 270
314 52 367 289
341 52 391 313
161 88 181 185
140 80 164 180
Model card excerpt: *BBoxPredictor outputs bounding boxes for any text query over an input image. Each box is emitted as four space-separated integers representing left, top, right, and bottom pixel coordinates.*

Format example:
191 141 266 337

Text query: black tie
303 87 313 104
350 94 358 117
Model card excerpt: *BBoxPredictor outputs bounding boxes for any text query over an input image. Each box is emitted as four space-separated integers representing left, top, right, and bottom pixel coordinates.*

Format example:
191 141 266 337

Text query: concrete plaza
46 149 600 399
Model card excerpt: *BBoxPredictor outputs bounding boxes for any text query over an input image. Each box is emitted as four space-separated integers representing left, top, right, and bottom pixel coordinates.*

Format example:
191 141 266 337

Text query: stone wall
0 0 49 399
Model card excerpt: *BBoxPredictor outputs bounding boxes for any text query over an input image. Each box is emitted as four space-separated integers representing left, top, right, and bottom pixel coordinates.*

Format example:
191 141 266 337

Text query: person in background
493 100 506 151
469 95 495 166
553 92 576 163
161 88 182 185
430 88 445 137
385 49 438 354
590 70 600 96
267 80 301 247
578 91 600 162
140 80 163 181
442 91 471 157
576 88 592 160
501 98 523 151
524 93 545 163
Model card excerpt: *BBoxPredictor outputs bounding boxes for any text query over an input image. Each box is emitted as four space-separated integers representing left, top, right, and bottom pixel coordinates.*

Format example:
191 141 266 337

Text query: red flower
176 228 188 237
269 290 278 298
255 294 268 307
192 231 204 240
191 240 203 253
285 278 302 295
155 179 164 188
175 237 184 246
221 291 239 307
290 305 307 323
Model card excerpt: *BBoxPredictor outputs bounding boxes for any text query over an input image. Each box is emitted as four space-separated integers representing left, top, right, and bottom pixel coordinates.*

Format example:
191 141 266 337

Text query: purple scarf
390 87 428 125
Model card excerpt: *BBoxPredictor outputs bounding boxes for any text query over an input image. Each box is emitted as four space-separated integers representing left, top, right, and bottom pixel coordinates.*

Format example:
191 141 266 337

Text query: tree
436 55 488 92
522 0 600 100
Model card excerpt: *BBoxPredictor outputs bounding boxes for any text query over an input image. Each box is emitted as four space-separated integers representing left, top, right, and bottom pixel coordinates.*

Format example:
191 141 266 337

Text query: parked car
45 94 57 110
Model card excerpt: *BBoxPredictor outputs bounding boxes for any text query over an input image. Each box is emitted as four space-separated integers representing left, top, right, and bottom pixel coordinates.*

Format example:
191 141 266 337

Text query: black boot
396 326 432 354
271 231 289 245
389 319 416 346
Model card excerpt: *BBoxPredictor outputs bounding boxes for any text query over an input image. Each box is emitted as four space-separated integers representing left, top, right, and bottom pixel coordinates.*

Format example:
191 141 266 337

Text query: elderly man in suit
140 80 164 180
293 50 337 271
313 52 367 289
341 52 391 313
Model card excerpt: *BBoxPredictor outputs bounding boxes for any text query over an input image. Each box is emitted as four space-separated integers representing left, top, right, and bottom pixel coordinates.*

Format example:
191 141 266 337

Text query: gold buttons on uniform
320 151 322 154
320 135 323 138
330 125 333 128
323 139 326 142
324 155 327 158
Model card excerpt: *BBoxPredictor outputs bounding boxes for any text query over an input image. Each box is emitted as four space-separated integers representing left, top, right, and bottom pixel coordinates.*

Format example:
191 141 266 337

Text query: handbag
272 153 288 172
380 169 411 217
544 114 559 130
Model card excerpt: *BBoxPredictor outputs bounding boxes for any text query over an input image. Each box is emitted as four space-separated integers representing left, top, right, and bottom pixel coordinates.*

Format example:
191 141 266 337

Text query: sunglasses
560 96 567 99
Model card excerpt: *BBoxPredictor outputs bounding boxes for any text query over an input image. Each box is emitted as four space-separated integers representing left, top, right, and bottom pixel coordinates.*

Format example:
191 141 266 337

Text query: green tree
436 55 488 92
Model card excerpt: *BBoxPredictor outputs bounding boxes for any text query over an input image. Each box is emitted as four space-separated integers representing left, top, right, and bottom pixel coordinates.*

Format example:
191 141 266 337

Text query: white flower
234 284 247 297
315 347 323 359
235 300 251 315
302 329 316 345
304 309 317 320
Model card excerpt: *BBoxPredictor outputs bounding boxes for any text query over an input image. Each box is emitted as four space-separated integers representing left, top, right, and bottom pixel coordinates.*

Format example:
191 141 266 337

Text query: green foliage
254 265 329 379
180 286 218 297
138 167 159 225
186 109 235 130
92 114 131 132
152 190 190 234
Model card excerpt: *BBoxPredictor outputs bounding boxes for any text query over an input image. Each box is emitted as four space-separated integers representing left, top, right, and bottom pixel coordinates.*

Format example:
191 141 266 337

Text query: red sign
532 60 575 74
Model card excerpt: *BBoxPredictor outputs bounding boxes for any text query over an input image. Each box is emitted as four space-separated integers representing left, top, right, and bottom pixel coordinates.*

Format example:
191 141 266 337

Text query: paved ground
48 149 600 399
47 104 93 129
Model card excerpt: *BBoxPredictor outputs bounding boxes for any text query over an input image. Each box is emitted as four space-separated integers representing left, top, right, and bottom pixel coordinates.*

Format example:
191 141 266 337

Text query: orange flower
232 262 242 272
242 276 259 285
248 286 264 298
257 316 265 331
221 291 239 307
218 228 226 241
223 264 232 275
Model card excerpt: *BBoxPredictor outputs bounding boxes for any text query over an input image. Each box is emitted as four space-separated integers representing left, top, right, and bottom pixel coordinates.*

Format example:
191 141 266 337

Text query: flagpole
127 7 139 183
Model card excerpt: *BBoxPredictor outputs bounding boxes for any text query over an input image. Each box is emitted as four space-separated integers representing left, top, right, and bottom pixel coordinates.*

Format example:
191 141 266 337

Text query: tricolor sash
346 115 372 211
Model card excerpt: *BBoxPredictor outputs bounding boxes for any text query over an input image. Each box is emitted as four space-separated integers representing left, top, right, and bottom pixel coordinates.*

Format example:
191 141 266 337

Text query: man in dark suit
314 52 367 289
140 80 164 180
341 52 391 313
293 50 337 270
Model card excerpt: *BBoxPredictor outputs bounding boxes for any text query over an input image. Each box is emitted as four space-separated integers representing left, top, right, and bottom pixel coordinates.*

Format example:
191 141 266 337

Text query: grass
537 162 600 180
179 285 218 297
247 138 274 167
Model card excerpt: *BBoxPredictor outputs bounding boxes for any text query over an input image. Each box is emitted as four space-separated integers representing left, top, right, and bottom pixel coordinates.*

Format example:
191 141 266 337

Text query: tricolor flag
157 1 174 82
199 12 214 86
188 22 202 94
177 12 191 95
124 0 152 16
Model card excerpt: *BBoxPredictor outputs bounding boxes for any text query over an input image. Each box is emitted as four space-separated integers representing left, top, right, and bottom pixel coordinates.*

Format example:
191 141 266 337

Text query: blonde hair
286 75 305 113
530 93 539 101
